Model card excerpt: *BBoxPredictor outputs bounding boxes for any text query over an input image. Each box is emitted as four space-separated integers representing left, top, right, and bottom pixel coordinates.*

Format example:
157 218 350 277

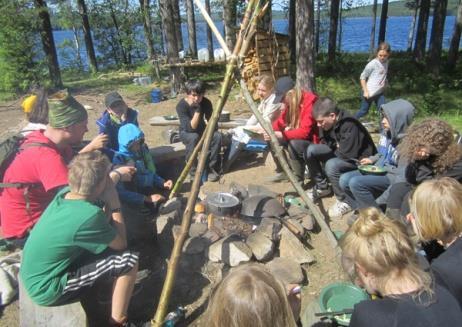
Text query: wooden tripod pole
151 1 259 325
168 132 205 200
238 79 339 249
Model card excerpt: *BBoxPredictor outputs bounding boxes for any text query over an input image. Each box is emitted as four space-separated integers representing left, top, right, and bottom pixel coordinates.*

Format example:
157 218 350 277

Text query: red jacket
272 91 319 143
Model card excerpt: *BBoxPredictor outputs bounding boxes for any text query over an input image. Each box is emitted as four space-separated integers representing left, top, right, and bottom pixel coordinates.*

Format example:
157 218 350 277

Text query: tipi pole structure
151 1 260 325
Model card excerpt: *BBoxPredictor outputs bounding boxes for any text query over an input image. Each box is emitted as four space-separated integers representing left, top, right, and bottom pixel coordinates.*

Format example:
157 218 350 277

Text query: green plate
163 115 178 121
358 165 387 176
318 282 369 326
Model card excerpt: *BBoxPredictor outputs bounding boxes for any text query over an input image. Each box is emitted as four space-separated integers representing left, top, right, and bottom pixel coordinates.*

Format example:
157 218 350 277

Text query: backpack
0 133 50 188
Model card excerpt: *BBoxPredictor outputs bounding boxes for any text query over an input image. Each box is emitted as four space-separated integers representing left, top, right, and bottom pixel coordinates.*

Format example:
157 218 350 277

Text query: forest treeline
0 0 460 95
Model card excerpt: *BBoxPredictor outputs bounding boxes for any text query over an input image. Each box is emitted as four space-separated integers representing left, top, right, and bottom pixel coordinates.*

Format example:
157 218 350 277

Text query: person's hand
286 284 301 320
112 166 136 182
415 147 430 160
100 179 121 210
88 133 109 151
193 104 202 114
363 90 369 99
163 180 173 190
360 158 373 165
145 194 165 203
263 131 282 141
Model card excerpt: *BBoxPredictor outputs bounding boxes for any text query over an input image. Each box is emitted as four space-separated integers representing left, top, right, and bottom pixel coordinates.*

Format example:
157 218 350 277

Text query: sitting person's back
340 207 462 327
113 123 170 207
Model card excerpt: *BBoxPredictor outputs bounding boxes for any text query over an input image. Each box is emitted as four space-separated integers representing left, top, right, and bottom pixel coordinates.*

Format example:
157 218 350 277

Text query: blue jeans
305 144 336 189
355 92 385 119
324 158 357 201
339 170 390 209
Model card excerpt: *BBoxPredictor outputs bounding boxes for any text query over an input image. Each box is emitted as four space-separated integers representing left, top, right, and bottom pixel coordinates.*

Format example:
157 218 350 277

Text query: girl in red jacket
265 81 319 182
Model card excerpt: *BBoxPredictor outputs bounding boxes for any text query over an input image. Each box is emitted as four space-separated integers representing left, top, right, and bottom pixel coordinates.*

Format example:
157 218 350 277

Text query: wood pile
241 30 290 98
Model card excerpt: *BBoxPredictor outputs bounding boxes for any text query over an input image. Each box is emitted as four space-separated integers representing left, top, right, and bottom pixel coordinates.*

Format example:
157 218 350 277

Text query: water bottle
164 306 186 326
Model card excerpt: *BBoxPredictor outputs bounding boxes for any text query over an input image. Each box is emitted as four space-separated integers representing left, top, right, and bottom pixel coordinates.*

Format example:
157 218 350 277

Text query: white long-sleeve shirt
360 58 388 97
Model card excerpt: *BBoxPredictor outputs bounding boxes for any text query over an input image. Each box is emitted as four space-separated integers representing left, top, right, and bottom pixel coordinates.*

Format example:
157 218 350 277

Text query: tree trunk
289 0 296 64
296 0 316 91
186 0 197 57
223 0 237 52
369 0 378 56
414 0 431 61
448 0 462 66
159 0 183 95
337 1 343 52
428 0 448 75
407 4 419 52
205 0 214 61
35 0 62 88
139 0 156 61
77 0 98 73
328 0 340 64
71 25 84 70
108 2 129 65
172 0 183 52
315 0 321 53
378 0 389 43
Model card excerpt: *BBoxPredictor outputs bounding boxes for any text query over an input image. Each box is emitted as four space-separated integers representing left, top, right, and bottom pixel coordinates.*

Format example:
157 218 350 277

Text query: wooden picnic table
149 116 247 129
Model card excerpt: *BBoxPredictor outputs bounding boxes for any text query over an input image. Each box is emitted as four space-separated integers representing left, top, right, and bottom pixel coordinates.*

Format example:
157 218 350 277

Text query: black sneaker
306 185 332 201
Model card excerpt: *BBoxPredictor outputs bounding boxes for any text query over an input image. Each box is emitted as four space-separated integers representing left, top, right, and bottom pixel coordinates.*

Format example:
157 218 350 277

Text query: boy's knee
324 158 339 176
349 177 363 192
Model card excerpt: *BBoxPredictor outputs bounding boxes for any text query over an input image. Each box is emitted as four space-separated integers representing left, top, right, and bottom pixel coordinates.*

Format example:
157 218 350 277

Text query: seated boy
96 91 139 158
20 151 139 326
305 97 377 218
113 123 171 209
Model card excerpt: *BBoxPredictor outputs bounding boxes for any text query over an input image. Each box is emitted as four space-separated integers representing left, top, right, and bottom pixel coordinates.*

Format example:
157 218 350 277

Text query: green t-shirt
20 187 116 305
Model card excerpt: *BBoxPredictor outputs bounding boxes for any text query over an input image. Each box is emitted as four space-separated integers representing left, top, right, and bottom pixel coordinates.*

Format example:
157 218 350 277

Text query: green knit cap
48 90 88 128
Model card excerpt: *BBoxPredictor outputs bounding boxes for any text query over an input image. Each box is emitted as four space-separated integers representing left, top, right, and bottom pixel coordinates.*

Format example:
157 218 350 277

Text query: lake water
53 16 459 68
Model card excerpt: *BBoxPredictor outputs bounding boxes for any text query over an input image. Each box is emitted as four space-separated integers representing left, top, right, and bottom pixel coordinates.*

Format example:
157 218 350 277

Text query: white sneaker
328 200 352 218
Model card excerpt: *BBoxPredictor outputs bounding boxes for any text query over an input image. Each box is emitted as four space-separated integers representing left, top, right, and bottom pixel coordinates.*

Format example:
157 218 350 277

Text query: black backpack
0 133 50 189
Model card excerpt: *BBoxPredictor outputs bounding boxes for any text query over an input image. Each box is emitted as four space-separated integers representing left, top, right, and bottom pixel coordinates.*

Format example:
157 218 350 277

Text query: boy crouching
20 151 138 326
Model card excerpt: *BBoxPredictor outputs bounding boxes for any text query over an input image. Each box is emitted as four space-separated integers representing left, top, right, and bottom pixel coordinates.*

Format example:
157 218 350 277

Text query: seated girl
386 118 462 219
408 177 462 308
205 264 299 327
113 123 171 209
339 99 414 212
340 207 462 327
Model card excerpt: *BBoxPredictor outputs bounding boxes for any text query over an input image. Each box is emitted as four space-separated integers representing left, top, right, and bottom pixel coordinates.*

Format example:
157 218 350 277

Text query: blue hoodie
113 124 164 205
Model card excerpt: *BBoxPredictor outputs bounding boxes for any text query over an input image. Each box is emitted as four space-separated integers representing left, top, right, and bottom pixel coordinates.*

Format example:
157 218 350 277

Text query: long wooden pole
151 1 259 325
168 132 205 199
196 0 338 248
238 79 339 249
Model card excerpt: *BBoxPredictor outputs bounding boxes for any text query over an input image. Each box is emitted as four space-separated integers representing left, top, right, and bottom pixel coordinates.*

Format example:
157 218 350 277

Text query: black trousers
179 131 222 172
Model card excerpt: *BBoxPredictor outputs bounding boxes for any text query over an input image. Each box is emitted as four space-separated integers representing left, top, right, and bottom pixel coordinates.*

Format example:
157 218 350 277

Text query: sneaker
347 212 359 226
328 200 353 218
267 172 289 183
306 185 332 201
207 170 220 182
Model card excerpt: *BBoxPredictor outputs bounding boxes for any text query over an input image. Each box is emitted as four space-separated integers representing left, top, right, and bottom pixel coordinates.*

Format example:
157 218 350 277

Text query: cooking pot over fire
205 192 241 216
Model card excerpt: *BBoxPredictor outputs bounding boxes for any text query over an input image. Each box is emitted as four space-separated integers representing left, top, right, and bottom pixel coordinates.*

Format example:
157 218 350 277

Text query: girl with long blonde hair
340 207 462 326
408 177 462 308
205 264 298 327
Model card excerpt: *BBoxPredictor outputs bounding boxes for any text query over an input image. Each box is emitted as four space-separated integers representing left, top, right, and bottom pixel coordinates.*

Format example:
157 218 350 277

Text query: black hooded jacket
320 110 377 160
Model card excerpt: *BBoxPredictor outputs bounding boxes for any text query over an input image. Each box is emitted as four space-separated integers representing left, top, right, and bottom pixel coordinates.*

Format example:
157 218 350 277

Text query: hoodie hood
381 99 415 145
118 123 144 156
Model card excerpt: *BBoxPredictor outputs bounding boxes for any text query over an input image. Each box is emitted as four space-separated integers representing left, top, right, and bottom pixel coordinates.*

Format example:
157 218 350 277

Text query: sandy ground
0 85 350 326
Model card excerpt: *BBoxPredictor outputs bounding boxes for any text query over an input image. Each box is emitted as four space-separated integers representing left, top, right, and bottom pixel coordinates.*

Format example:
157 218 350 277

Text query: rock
183 236 208 254
287 205 315 231
156 214 173 235
202 229 221 243
279 227 315 264
256 218 282 241
266 257 305 284
159 197 182 215
189 223 208 238
246 231 274 261
208 235 253 266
